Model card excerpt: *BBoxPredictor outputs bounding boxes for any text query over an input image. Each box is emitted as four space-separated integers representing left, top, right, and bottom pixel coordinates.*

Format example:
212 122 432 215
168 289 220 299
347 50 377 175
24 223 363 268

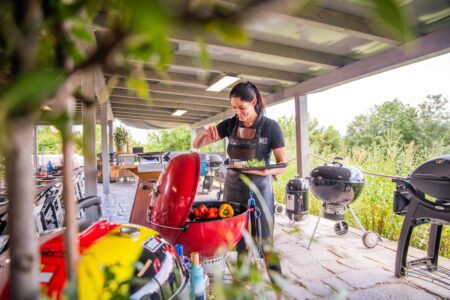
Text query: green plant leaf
196 36 210 69
372 0 415 42
70 18 94 43
0 70 65 118
126 76 150 100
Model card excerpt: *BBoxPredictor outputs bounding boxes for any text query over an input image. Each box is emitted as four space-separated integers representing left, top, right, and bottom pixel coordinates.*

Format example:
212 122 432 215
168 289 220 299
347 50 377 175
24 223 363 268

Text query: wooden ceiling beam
110 104 214 118
111 80 229 99
110 96 225 113
110 89 230 107
171 33 353 68
170 55 311 82
284 7 400 45
112 112 199 123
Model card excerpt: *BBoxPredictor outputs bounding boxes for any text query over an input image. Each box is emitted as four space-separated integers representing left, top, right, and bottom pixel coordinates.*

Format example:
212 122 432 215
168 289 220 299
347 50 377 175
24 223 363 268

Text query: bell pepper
219 203 234 218
194 204 209 219
206 207 219 220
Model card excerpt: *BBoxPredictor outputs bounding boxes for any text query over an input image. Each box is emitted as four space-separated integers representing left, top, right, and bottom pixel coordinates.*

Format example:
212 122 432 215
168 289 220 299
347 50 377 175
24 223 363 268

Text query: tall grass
273 132 450 257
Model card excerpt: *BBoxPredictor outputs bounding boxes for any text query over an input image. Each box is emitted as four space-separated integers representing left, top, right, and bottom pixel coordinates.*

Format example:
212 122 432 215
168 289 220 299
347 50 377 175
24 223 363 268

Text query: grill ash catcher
307 157 381 249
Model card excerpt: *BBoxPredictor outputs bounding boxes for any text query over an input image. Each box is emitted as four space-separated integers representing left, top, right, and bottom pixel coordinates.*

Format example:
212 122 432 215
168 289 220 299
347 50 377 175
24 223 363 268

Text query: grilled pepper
194 204 209 219
219 203 234 218
206 207 219 220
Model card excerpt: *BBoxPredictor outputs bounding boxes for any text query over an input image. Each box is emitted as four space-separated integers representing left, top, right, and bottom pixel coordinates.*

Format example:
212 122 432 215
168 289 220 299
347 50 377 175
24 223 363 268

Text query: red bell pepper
194 204 209 219
206 207 219 220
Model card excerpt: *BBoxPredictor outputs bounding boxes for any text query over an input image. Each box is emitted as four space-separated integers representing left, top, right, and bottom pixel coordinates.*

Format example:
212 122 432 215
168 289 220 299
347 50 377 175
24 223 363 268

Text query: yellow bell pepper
219 203 234 218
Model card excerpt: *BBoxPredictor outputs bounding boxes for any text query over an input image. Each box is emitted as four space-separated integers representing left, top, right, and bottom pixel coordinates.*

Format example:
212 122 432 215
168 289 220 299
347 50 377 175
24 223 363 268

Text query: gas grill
392 154 450 289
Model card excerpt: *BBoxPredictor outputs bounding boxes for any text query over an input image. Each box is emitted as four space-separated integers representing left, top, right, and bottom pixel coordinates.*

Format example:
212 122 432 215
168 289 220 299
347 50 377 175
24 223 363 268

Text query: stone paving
98 181 450 299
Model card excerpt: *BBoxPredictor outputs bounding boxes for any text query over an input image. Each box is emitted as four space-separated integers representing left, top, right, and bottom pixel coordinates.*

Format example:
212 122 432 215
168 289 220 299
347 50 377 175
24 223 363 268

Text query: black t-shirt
216 115 285 163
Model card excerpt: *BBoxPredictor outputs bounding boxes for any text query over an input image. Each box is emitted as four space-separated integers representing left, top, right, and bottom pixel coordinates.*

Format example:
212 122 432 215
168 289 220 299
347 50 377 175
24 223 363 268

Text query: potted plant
114 127 129 153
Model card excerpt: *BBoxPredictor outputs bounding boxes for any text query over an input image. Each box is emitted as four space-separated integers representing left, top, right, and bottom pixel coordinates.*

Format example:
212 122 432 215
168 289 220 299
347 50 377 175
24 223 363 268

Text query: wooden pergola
52 1 450 197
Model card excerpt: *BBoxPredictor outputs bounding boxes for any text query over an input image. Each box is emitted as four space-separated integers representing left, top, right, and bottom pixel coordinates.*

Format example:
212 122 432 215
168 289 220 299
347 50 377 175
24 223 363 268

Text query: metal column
101 102 110 195
294 95 309 178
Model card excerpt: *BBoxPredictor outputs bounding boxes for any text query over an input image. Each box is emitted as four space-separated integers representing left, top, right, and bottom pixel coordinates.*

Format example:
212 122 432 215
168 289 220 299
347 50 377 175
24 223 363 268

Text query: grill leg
427 224 442 268
395 210 416 277
307 212 321 250
348 206 366 232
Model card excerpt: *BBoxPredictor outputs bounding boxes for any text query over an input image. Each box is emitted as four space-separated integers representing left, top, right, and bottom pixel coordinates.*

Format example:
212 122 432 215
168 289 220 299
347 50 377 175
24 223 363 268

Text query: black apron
223 115 274 251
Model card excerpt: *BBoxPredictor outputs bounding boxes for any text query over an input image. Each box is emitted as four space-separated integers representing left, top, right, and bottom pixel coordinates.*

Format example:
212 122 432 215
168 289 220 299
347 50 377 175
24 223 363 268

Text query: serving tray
227 162 288 171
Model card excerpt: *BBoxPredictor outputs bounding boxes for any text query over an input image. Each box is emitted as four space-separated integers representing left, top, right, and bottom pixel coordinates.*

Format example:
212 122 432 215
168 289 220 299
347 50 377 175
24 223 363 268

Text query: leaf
126 76 150 100
0 70 65 118
196 36 210 69
372 0 415 42
70 18 94 43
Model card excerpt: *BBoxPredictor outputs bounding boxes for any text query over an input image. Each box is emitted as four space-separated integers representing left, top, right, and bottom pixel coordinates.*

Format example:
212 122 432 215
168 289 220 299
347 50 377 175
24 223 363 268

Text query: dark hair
229 81 266 115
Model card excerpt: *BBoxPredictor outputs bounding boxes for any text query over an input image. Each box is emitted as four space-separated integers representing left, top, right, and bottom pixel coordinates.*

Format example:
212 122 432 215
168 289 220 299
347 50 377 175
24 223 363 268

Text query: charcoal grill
392 154 450 288
307 158 381 249
146 153 248 264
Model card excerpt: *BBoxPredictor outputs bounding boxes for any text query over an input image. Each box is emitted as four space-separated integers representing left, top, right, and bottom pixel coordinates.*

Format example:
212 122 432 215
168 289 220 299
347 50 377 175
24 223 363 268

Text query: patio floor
98 180 450 299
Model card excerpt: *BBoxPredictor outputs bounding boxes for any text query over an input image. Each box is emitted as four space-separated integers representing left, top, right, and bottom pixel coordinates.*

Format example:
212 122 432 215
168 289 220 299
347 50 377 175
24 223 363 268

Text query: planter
118 144 127 153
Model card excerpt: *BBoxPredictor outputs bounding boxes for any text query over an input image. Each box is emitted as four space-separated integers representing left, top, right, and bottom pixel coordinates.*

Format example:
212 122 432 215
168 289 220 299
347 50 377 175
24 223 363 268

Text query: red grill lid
149 153 200 242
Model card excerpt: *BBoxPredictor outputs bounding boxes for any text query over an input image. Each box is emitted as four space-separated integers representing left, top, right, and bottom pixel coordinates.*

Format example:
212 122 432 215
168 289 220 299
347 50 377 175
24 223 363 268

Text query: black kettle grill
285 176 309 222
307 158 380 249
392 154 450 288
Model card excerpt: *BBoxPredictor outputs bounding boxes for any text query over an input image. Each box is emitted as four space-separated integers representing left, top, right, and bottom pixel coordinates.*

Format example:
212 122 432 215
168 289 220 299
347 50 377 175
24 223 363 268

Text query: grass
273 137 450 258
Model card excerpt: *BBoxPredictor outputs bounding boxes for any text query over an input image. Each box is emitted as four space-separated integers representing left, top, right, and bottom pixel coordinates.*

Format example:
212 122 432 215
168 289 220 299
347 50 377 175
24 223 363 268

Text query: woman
193 81 287 263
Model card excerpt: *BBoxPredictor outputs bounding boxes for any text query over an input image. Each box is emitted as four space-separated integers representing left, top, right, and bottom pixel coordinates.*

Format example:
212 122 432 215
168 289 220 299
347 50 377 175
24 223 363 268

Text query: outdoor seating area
1 0 449 299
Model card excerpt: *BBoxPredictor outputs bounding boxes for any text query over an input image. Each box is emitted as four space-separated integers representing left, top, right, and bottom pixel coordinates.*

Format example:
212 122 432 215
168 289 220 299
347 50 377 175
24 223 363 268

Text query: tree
0 1 256 297
277 115 343 157
345 97 450 150
145 127 191 152
416 95 450 146
345 99 421 148
37 126 62 154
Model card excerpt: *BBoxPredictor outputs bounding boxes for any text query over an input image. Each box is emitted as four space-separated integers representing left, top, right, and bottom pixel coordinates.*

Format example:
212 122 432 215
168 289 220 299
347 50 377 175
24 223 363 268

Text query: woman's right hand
205 126 219 140
193 126 220 148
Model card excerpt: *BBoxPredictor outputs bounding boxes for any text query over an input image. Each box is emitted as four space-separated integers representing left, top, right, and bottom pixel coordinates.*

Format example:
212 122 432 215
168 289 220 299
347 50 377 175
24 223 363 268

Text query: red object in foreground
0 220 118 300
148 153 248 258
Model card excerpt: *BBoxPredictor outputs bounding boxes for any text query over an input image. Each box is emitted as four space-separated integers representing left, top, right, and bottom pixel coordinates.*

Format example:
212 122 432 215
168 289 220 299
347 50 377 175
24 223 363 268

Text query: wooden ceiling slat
110 104 214 118
171 33 353 68
110 96 225 113
170 55 312 82
111 81 229 99
110 90 230 107
286 7 400 45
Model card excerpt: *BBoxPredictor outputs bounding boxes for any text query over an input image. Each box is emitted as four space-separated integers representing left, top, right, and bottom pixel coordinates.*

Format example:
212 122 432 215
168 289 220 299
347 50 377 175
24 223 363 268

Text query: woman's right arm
192 126 222 148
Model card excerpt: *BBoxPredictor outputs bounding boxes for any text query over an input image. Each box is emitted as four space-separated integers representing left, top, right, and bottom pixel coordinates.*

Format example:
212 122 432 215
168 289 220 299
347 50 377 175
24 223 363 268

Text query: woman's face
230 97 257 122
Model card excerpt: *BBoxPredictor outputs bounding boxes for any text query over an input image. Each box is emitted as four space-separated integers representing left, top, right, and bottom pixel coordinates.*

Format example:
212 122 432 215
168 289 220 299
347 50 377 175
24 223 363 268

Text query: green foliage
144 127 191 152
345 96 450 151
114 126 130 146
38 126 62 154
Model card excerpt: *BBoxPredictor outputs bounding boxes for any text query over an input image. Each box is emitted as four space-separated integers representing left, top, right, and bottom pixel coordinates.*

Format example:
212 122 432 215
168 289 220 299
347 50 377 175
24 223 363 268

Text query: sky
124 52 450 143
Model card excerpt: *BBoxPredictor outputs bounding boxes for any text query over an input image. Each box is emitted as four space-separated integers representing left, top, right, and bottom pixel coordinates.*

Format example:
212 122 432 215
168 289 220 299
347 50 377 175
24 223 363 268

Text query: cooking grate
404 257 450 289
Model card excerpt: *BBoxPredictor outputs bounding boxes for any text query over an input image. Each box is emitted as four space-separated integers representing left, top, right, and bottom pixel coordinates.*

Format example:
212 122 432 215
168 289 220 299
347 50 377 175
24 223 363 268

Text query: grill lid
310 160 364 183
148 153 200 242
409 154 450 199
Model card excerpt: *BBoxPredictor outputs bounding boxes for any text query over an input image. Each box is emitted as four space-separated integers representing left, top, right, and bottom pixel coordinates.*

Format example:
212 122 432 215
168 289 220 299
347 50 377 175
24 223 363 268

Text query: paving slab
347 283 438 300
